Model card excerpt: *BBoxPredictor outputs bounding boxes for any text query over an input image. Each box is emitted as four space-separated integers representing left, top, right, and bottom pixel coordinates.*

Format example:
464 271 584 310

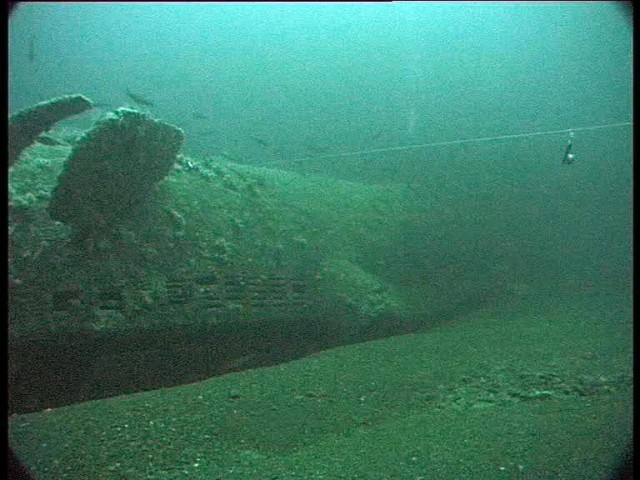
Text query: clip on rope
562 130 576 165
260 121 631 167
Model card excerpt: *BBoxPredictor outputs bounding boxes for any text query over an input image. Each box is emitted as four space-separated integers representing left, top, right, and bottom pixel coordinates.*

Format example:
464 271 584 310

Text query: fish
125 88 156 107
36 134 67 146
91 102 115 109
306 144 331 154
27 35 36 63
192 112 210 120
195 129 219 137
250 136 270 147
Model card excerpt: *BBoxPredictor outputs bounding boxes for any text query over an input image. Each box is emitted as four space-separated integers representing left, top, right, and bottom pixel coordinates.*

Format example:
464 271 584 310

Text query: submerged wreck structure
8 94 93 167
47 108 184 242
8 96 416 414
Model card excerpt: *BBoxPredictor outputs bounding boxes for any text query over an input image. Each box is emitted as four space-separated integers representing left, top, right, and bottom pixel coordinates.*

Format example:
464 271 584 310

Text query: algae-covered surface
9 289 632 479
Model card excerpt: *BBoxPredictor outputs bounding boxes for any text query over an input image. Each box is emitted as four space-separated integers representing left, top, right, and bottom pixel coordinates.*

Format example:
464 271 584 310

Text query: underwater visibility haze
8 2 632 479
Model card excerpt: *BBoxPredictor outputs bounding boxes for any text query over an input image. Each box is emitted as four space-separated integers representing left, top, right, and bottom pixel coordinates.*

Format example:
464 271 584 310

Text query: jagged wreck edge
8 94 93 166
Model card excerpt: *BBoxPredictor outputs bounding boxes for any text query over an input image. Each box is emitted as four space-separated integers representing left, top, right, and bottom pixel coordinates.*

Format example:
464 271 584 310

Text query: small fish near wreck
250 135 270 147
125 88 156 107
28 35 36 63
192 112 211 120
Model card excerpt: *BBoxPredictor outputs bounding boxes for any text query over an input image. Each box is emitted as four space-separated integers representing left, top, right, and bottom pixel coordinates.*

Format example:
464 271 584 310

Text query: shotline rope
260 121 632 167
